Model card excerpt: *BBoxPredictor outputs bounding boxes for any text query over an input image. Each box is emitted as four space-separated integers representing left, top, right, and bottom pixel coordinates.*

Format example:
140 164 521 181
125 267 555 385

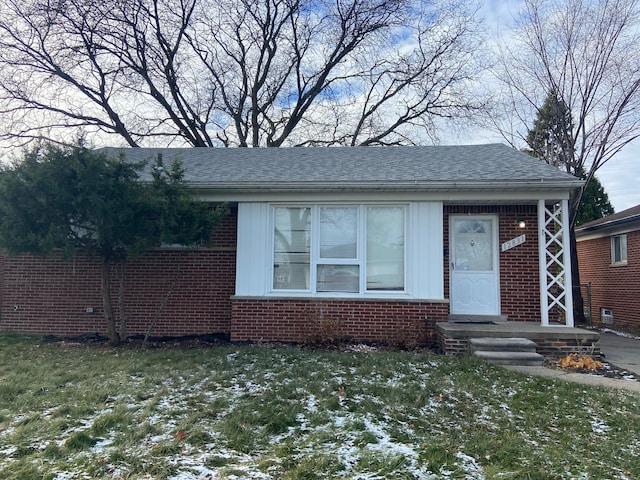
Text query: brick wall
231 297 449 347
444 205 541 322
0 206 237 338
0 202 547 342
577 230 640 329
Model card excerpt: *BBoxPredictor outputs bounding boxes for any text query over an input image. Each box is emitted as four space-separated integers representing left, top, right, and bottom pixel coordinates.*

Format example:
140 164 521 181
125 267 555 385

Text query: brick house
576 205 640 330
0 144 583 346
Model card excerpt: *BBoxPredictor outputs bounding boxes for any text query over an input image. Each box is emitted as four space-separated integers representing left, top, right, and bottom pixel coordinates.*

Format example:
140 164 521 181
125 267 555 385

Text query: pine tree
526 92 575 173
575 170 615 226
526 92 615 225
0 143 225 345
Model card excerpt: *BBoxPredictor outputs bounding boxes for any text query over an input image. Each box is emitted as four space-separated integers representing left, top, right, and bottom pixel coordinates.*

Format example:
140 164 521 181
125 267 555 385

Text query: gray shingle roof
576 204 640 234
98 144 582 192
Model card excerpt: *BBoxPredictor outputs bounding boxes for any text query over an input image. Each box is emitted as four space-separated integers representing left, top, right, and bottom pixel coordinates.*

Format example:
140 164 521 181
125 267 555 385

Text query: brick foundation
436 323 600 359
231 297 449 347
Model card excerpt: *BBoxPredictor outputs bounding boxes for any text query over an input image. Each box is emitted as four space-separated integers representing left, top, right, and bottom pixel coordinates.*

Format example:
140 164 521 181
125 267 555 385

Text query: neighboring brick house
0 144 582 345
576 205 640 329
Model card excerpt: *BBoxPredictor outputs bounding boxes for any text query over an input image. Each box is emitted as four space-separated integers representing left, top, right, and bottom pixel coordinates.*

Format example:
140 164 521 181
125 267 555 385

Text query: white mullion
310 205 319 293
360 205 366 294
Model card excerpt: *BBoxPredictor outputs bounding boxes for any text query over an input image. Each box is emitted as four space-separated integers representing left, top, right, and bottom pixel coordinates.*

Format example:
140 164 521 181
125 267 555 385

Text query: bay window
273 205 406 294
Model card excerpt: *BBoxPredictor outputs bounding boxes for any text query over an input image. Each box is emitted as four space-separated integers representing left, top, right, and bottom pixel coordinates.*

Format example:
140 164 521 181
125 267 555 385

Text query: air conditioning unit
601 308 614 325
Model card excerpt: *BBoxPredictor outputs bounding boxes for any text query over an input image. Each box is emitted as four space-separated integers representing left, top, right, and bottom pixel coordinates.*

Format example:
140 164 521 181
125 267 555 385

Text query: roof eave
187 179 584 193
576 214 640 236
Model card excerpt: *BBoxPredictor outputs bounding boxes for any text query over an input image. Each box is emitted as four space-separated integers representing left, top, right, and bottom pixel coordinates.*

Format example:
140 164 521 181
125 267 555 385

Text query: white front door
450 216 500 316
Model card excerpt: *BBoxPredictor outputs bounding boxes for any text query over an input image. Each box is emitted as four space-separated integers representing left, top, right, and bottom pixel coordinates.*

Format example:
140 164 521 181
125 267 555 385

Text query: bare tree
0 0 486 148
491 0 640 322
493 0 640 215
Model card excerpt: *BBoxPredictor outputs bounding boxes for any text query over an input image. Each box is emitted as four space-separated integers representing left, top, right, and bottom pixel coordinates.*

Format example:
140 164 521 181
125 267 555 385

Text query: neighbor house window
611 234 627 265
272 205 405 294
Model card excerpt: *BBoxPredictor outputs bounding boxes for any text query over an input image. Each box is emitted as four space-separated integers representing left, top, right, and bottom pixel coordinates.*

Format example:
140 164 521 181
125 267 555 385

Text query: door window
453 219 494 271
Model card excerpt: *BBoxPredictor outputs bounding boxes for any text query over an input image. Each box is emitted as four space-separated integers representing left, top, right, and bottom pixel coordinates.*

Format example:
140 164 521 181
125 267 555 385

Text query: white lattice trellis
538 199 574 327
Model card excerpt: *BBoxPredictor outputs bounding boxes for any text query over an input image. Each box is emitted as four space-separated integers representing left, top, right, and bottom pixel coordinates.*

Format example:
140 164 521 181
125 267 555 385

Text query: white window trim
269 204 409 298
611 234 628 266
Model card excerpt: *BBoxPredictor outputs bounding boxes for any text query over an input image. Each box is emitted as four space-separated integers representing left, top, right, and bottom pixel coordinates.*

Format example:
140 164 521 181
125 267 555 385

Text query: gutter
184 179 584 193
576 214 640 235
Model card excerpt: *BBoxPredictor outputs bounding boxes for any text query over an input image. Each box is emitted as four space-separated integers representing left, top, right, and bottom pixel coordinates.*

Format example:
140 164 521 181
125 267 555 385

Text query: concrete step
470 337 538 353
474 350 545 366
448 314 508 324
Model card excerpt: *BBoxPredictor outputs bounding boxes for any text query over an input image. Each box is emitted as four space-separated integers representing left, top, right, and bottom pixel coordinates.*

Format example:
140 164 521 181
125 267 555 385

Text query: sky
478 0 640 213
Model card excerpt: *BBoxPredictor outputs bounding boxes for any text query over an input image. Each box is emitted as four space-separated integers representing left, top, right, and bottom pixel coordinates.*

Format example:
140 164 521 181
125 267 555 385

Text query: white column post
538 199 574 327
561 199 575 327
538 200 549 326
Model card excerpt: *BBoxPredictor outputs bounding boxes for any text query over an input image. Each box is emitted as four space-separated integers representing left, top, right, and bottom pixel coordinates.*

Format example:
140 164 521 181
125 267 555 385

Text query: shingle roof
576 204 640 234
98 144 582 192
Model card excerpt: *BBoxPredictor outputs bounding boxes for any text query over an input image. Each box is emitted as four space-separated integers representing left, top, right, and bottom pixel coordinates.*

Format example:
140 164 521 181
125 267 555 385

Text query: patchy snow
454 452 485 479
590 418 610 435
2 349 639 479
600 328 640 340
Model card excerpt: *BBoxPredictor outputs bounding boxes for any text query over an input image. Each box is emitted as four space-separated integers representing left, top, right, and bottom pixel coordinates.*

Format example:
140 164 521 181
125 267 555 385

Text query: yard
0 334 639 479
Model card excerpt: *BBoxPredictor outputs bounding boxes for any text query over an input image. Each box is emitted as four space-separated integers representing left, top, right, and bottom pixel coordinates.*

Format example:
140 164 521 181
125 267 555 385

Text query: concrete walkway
599 331 640 376
506 330 640 393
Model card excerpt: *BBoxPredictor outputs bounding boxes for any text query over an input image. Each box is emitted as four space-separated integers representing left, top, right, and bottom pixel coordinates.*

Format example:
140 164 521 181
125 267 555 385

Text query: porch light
518 219 526 229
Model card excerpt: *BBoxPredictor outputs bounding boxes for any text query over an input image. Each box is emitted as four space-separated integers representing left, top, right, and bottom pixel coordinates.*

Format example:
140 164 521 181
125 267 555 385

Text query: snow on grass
3 341 640 479
453 452 485 479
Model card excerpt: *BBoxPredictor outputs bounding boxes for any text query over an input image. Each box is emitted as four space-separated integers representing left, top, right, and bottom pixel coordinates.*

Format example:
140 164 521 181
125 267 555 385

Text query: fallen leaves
558 354 603 371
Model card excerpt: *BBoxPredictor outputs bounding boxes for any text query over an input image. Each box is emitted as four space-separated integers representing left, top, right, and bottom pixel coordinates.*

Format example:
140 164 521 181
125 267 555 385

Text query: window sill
610 261 628 267
231 294 449 303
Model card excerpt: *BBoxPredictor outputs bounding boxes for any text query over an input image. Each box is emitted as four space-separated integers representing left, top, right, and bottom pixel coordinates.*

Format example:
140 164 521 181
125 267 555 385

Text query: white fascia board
196 188 572 203
189 179 582 191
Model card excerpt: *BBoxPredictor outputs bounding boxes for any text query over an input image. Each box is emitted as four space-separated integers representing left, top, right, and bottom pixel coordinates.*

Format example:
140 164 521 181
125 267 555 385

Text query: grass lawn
0 334 639 479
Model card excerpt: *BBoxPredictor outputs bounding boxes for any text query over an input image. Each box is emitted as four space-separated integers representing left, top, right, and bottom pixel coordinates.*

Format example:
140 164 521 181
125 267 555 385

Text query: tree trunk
101 259 119 346
143 253 184 347
570 228 587 324
568 192 587 325
118 261 128 342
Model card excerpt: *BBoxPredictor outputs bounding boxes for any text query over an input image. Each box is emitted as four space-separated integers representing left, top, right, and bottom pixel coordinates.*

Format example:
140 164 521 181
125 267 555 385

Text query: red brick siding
231 297 448 347
0 206 237 338
577 230 640 329
444 205 540 322
0 202 547 341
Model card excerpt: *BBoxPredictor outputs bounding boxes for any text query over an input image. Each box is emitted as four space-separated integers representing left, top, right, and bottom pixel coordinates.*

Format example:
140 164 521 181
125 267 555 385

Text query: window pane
613 236 621 262
274 207 310 289
613 234 627 263
317 265 359 292
319 207 357 258
453 219 493 271
366 207 404 290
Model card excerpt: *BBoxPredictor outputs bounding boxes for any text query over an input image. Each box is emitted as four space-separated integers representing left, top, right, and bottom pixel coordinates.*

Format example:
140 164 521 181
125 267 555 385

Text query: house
0 144 596 354
576 204 640 330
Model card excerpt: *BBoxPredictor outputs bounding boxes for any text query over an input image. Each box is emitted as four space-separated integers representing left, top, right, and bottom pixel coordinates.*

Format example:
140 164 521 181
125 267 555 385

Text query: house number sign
501 234 526 252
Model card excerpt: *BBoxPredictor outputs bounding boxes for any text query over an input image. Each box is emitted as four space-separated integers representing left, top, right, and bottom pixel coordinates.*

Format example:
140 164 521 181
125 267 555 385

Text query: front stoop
436 322 600 358
470 337 545 366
